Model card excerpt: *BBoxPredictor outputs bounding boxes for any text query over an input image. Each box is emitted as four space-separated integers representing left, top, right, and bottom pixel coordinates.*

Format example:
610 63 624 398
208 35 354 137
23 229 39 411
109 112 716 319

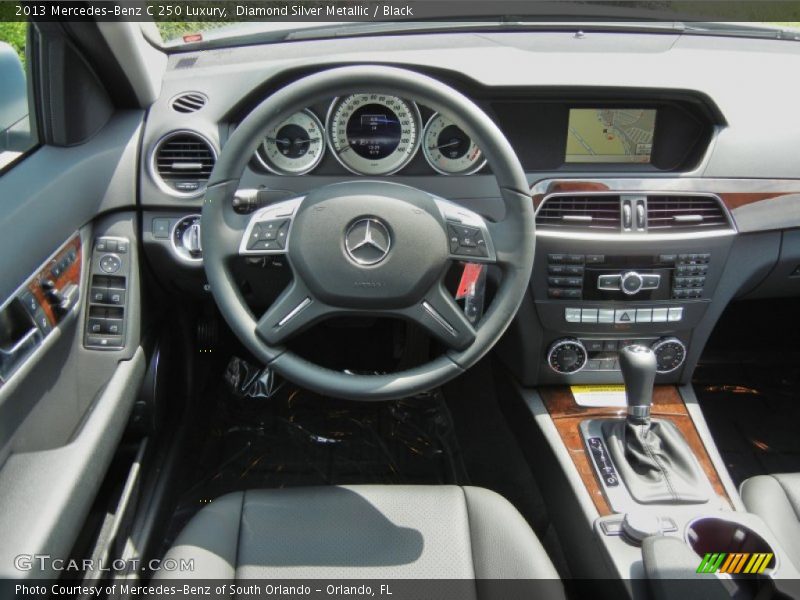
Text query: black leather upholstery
741 473 800 570
155 485 564 587
602 418 709 504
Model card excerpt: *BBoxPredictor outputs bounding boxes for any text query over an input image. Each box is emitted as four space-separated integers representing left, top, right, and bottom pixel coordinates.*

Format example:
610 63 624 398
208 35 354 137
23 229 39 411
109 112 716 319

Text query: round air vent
151 131 217 197
170 92 207 113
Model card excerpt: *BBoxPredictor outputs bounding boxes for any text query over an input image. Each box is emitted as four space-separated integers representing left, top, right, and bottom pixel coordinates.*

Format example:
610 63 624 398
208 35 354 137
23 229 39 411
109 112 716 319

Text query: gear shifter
618 345 657 421
601 345 709 505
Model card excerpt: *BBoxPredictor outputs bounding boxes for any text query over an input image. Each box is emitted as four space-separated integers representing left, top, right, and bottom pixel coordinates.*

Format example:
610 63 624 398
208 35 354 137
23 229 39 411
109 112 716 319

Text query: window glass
0 21 36 170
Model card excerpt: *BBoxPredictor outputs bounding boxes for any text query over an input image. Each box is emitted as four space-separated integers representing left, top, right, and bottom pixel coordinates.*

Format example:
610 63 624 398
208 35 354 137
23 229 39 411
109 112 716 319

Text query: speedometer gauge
326 94 421 175
422 113 486 175
257 109 325 175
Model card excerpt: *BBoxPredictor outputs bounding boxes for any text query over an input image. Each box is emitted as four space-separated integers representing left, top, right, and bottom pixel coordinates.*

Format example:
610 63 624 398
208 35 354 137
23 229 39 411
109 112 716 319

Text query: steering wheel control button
448 223 487 258
247 219 291 252
99 254 121 274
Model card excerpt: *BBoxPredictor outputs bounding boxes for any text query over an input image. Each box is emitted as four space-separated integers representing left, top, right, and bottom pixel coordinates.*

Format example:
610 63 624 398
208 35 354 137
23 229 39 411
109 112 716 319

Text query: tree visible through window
0 21 36 170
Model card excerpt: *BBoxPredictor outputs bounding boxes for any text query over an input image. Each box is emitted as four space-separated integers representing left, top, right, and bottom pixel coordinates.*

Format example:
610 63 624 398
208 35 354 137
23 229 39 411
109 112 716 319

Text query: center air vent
646 195 730 232
151 131 216 197
536 195 622 231
171 92 207 113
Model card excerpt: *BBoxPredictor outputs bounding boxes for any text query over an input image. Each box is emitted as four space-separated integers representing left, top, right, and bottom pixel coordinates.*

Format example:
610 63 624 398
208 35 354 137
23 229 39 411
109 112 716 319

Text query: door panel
0 112 146 578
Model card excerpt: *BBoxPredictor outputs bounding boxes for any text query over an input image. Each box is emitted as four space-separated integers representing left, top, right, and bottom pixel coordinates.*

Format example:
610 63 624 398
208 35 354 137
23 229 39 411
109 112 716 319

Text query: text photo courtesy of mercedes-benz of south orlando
2 1 800 599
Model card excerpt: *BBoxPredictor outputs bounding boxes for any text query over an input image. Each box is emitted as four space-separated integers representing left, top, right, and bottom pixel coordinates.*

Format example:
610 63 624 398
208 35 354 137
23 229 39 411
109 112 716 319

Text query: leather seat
741 473 800 569
155 485 563 586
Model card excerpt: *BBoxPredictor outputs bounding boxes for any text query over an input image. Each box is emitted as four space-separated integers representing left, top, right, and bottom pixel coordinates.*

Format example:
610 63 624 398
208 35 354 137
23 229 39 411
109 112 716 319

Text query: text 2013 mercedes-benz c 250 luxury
2 8 800 600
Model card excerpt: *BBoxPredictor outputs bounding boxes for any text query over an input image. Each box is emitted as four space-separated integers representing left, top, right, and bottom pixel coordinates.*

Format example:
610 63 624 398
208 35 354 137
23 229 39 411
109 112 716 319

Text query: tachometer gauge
257 109 325 175
326 94 421 175
422 113 486 175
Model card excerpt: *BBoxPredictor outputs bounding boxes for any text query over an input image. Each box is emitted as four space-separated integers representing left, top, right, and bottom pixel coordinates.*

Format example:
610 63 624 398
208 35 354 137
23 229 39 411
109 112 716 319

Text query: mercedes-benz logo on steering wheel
345 218 392 265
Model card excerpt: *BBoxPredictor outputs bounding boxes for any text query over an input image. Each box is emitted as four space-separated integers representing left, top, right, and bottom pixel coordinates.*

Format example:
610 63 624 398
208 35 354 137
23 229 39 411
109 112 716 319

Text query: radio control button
620 272 644 295
636 308 653 323
565 265 584 276
598 309 615 324
603 340 618 351
668 307 684 322
548 265 566 275
581 308 598 323
652 308 669 322
641 274 661 289
582 339 604 352
598 274 621 291
586 255 605 264
548 254 566 264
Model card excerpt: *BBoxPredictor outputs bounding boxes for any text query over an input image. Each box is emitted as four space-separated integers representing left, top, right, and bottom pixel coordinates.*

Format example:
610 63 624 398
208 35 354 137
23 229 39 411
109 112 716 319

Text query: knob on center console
547 338 587 374
650 337 687 374
620 271 644 295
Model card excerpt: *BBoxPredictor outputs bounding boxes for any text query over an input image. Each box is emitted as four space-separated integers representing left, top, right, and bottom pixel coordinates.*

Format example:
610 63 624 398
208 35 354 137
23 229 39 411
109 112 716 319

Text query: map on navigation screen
565 108 656 163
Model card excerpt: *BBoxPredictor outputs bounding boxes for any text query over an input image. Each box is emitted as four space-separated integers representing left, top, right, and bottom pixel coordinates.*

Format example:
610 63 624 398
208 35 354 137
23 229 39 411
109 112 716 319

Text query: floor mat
161 367 468 552
694 361 800 487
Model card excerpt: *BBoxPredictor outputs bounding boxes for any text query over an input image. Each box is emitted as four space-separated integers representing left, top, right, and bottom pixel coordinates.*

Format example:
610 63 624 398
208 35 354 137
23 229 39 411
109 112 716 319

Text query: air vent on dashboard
151 131 216 197
536 195 622 231
646 195 730 232
171 92 207 113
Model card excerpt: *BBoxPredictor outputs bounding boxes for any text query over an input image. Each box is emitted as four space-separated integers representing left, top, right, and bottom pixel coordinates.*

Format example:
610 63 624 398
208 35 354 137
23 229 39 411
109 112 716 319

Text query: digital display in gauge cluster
252 93 486 176
327 94 421 175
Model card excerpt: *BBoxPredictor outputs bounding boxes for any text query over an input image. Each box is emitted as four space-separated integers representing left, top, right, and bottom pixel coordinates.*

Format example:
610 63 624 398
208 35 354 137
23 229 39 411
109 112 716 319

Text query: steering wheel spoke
404 282 476 351
239 195 303 256
255 278 329 346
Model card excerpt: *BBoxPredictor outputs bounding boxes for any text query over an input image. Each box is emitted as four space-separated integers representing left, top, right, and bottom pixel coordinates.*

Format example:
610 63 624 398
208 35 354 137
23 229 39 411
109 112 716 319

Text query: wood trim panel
540 385 731 516
27 236 82 327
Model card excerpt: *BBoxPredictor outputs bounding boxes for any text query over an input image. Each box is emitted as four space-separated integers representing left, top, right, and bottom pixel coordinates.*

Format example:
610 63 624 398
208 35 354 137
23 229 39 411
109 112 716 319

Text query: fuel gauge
422 113 486 175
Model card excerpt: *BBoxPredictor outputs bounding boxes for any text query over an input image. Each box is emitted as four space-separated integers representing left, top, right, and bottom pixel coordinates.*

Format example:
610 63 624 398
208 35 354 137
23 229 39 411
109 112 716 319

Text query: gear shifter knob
618 345 657 420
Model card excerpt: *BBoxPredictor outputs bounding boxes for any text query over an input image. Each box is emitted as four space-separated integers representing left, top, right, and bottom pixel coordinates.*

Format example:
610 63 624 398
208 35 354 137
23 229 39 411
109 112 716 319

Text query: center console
529 191 736 385
506 180 800 597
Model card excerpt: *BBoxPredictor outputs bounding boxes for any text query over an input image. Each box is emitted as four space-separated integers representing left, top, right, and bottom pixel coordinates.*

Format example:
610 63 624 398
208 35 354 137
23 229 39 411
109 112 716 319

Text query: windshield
154 19 800 49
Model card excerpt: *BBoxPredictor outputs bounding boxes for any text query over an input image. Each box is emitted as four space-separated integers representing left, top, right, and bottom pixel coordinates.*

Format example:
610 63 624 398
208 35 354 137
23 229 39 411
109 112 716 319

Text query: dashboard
136 30 800 388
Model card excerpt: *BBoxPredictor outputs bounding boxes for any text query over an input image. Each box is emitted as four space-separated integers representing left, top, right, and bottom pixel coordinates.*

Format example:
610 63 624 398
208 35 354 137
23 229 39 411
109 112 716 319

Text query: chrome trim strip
421 301 456 336
277 297 312 327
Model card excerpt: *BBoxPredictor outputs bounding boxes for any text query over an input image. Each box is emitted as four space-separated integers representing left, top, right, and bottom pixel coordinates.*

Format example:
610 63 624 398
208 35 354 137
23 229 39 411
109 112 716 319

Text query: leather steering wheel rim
202 65 535 400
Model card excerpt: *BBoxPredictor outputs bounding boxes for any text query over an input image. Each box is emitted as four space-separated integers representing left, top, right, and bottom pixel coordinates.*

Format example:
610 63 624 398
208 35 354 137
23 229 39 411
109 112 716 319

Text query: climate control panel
547 336 686 375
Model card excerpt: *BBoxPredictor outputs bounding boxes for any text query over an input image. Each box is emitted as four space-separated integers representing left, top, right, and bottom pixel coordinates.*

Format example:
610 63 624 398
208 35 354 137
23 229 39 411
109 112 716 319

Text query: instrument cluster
253 93 487 177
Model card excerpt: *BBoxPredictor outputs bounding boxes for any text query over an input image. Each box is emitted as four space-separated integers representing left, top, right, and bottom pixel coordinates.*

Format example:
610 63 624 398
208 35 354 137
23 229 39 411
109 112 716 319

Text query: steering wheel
202 66 535 401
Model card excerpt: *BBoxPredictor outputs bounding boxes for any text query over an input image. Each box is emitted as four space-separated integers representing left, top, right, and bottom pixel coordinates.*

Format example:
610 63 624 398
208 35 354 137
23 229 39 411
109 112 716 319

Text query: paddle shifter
601 344 709 505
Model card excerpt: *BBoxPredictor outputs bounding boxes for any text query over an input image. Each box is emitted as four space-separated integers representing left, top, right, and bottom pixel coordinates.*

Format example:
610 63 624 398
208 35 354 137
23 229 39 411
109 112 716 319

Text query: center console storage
687 517 775 572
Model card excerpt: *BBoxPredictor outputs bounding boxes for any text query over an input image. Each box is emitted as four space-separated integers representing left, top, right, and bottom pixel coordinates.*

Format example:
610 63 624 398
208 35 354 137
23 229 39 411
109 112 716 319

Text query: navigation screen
565 108 656 163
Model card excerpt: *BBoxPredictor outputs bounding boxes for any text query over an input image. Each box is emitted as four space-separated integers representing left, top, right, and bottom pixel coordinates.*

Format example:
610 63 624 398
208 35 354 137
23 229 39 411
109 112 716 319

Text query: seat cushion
740 473 800 570
155 485 562 584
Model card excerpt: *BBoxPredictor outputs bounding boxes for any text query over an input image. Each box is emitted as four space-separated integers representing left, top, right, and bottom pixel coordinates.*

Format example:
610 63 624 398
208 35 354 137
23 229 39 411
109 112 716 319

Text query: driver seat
155 485 564 588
